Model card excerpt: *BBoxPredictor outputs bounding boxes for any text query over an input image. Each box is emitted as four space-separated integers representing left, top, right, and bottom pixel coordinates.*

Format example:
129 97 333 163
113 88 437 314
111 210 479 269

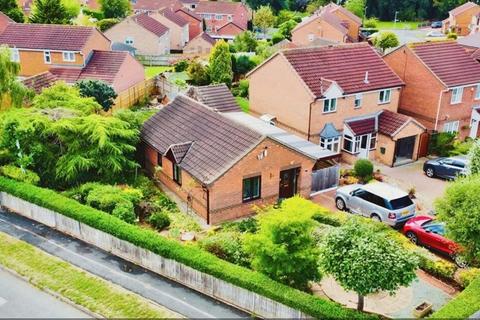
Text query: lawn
0 232 181 319
376 21 423 30
145 66 173 79
235 96 249 112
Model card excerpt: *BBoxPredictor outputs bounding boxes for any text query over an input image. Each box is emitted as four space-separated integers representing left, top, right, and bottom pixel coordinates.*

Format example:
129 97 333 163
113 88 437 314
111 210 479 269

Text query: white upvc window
62 51 75 62
204 14 212 20
215 14 222 20
125 36 134 45
369 132 377 149
451 87 463 104
323 98 337 113
475 84 480 100
378 89 391 104
320 137 340 153
43 51 51 64
10 48 19 62
443 120 460 133
342 134 359 153
354 93 362 108
308 33 314 42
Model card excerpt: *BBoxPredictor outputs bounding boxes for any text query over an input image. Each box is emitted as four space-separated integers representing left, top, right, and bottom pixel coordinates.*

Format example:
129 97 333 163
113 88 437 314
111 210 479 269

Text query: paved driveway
0 268 90 318
374 158 448 212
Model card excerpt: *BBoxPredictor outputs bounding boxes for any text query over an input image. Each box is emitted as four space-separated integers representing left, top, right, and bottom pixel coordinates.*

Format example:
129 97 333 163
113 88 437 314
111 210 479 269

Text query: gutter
434 88 449 131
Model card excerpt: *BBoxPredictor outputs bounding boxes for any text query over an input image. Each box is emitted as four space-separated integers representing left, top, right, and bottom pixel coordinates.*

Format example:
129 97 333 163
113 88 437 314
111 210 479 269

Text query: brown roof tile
22 71 58 93
281 43 404 96
141 95 263 184
346 116 376 135
159 8 188 26
0 23 97 50
324 2 362 25
133 0 182 11
410 41 480 87
378 109 410 137
194 1 245 14
175 7 201 21
134 13 169 37
187 84 241 112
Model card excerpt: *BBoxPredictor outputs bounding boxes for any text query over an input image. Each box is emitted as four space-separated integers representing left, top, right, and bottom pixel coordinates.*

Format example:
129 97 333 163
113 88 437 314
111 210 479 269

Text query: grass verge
0 232 181 318
145 66 173 79
376 21 421 30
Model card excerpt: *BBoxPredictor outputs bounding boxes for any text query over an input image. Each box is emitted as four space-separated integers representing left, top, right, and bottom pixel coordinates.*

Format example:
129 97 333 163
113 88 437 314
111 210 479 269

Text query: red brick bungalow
140 94 335 224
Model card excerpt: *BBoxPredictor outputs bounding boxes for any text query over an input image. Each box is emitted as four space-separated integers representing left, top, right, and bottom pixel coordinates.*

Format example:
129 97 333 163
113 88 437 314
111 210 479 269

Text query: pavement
0 209 248 319
387 28 432 47
0 268 90 318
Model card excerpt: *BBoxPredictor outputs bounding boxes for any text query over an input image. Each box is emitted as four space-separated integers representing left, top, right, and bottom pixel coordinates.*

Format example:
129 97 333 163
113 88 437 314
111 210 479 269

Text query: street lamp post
363 5 368 24
394 11 399 28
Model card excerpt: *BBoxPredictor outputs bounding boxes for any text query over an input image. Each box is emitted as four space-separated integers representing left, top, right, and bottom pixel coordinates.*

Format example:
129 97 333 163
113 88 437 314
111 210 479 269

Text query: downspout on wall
434 89 449 131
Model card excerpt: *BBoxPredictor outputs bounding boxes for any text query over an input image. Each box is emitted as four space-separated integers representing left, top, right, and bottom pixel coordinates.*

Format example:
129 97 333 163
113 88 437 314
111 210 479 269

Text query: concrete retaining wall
0 192 309 319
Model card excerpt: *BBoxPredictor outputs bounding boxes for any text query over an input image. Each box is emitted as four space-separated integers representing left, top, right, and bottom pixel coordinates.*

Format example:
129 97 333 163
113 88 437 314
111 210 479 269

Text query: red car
402 215 466 267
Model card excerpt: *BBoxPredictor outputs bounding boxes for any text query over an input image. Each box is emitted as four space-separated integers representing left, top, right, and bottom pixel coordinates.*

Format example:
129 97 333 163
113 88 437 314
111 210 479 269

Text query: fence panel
311 165 339 192
113 78 157 110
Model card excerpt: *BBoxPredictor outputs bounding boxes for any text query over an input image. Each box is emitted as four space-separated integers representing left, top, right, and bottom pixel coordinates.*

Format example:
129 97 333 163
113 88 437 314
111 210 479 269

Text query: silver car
335 182 416 227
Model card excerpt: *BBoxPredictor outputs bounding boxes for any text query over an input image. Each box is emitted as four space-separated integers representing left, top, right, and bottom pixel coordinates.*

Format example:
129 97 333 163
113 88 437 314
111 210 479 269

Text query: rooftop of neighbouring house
268 43 404 96
449 1 479 16
133 13 169 37
132 0 182 11
141 95 263 185
292 9 348 35
457 32 480 48
323 2 362 25
22 71 59 93
187 84 241 113
0 23 104 51
409 41 480 87
194 1 247 14
159 8 188 26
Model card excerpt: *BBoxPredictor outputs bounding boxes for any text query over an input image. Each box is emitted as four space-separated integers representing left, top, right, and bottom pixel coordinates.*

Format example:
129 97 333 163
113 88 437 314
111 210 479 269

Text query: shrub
96 18 119 31
174 60 189 72
149 211 171 231
429 132 456 156
458 268 480 288
312 211 342 227
112 201 136 224
83 8 104 20
199 231 250 267
447 32 457 39
431 275 480 318
0 177 373 320
363 17 378 28
0 150 14 166
420 257 456 279
354 159 374 181
0 165 40 185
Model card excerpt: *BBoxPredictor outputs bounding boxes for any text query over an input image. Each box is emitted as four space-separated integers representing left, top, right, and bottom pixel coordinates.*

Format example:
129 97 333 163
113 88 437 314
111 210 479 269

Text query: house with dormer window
247 43 426 167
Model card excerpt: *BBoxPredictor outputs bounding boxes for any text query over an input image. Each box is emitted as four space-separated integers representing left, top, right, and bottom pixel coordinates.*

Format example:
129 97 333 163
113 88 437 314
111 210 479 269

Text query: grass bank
145 66 173 79
0 232 181 318
376 21 422 30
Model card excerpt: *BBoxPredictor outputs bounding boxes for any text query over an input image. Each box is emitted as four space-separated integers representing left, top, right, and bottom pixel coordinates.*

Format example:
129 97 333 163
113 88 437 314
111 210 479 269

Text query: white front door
358 134 370 159
470 109 480 139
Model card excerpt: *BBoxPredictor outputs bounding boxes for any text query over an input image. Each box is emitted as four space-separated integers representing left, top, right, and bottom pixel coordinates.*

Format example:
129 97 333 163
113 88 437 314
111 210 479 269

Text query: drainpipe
307 98 319 141
204 185 210 225
434 89 449 131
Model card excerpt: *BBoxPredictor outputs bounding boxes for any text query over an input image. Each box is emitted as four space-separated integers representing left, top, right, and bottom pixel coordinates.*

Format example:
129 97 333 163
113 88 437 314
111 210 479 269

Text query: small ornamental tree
320 220 418 311
187 60 210 86
468 139 480 175
0 0 25 22
373 31 399 53
436 175 480 263
233 31 258 52
99 0 130 19
244 196 321 291
208 40 233 87
253 5 275 35
29 0 70 24
76 79 117 112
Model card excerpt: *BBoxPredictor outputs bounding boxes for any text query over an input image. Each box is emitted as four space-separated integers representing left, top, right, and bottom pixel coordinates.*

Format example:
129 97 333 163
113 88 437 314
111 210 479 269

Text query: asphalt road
0 268 90 318
0 210 248 319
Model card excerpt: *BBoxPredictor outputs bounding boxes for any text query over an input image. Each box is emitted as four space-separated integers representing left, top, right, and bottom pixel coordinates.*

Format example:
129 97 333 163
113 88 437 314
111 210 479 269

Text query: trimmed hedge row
0 177 374 320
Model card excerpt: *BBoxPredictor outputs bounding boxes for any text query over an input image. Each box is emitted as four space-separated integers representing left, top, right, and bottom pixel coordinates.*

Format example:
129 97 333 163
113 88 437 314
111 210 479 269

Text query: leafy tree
277 19 298 40
99 0 130 19
271 32 285 44
29 0 70 24
253 5 276 35
436 175 480 263
288 0 308 12
96 18 119 31
233 55 257 77
468 140 480 175
32 82 101 115
244 196 321 291
373 31 399 53
246 0 287 11
433 0 464 18
0 0 25 22
0 46 31 108
61 0 80 20
233 31 258 52
76 79 117 112
320 220 418 311
363 17 378 28
306 0 328 14
209 40 233 87
344 0 365 18
187 60 210 86
275 9 302 26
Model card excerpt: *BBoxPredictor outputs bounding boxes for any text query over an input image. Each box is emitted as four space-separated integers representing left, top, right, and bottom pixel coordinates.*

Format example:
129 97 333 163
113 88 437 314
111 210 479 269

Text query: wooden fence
0 192 310 319
113 78 157 110
311 165 340 192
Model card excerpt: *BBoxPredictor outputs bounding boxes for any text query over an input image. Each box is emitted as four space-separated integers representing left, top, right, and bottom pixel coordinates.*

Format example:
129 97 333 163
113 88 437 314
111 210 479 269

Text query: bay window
320 137 340 153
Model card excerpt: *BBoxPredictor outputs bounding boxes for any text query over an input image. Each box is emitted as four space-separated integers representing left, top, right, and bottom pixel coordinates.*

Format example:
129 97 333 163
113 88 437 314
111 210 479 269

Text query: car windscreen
421 220 446 235
389 196 413 210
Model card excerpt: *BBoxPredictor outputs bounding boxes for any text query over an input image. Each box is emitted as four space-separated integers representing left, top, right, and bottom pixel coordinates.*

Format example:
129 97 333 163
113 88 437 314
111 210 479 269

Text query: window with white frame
320 137 340 153
354 93 362 108
308 33 314 42
10 48 19 62
227 15 232 21
451 87 463 104
369 132 377 149
125 36 134 45
323 98 337 113
475 84 480 100
215 14 222 20
443 121 460 133
204 14 212 20
62 51 75 62
378 89 391 104
342 134 361 153
43 51 51 64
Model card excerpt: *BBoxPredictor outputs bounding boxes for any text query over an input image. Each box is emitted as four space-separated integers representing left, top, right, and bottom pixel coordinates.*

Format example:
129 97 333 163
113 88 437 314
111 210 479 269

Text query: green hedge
0 177 374 320
431 275 480 318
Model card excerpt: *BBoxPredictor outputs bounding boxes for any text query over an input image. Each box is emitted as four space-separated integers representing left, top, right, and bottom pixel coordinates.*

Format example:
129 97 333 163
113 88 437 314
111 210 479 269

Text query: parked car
426 30 446 38
423 156 468 179
402 215 466 267
431 21 442 28
335 182 416 227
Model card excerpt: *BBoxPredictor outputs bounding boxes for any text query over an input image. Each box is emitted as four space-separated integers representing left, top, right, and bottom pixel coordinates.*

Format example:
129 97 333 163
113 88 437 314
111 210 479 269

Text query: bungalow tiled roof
280 43 404 96
0 23 99 51
134 13 169 37
409 41 480 87
22 71 58 93
346 117 376 135
141 95 263 184
159 8 188 26
187 84 241 112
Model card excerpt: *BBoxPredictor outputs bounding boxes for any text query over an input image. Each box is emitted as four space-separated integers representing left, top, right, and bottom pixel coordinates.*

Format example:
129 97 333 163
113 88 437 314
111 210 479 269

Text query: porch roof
320 123 341 139
345 117 376 135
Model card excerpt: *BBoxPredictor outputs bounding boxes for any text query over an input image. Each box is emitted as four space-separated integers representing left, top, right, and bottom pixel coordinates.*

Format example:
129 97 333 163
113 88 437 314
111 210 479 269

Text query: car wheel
405 231 418 245
452 254 468 268
335 197 347 211
425 167 435 178
371 214 382 223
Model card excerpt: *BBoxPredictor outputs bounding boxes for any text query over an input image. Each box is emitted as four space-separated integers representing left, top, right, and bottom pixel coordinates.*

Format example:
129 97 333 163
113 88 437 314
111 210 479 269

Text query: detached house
151 8 189 51
0 23 110 77
105 13 170 56
442 1 480 36
141 94 337 223
175 7 202 40
183 32 216 55
384 41 480 140
248 43 426 167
